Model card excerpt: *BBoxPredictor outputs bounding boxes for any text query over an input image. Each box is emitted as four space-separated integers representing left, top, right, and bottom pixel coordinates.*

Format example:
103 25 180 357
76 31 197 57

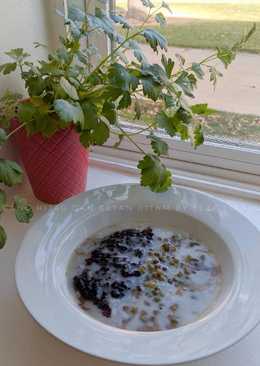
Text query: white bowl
15 184 260 365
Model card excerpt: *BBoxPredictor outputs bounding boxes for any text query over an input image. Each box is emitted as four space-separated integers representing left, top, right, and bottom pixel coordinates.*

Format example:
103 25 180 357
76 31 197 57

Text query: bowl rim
15 183 260 365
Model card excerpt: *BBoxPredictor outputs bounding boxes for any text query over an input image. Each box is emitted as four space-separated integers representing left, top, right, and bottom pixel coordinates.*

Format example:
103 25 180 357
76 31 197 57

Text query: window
115 1 260 142
64 0 260 191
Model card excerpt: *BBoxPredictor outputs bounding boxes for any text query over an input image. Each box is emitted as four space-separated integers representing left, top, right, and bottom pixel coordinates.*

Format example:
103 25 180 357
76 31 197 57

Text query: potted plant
0 1 255 248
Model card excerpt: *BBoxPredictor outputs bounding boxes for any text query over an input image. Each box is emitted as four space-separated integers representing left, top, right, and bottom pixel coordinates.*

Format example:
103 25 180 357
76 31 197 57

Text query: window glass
116 0 260 145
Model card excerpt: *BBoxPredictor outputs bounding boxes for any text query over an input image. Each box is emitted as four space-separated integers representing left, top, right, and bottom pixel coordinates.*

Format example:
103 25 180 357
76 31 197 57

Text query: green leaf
81 101 99 129
14 196 33 223
24 104 63 136
0 159 23 187
68 6 85 22
142 29 167 53
110 14 131 29
33 42 47 49
162 94 177 108
108 63 138 92
138 154 172 193
92 121 109 145
141 63 167 85
162 1 172 13
79 130 92 148
80 121 109 147
0 128 7 146
116 51 129 65
177 123 189 140
128 40 147 63
87 8 115 40
156 111 176 136
67 64 85 79
0 91 20 128
102 101 117 124
149 135 168 156
141 0 154 8
189 123 204 148
161 55 174 78
209 66 223 88
156 108 192 140
142 78 161 101
33 114 59 137
18 103 36 123
176 107 193 124
54 99 84 125
118 92 131 109
175 71 194 97
155 12 166 27
191 63 204 79
0 189 7 211
25 75 47 96
0 225 7 249
175 53 185 66
191 104 215 116
103 86 122 102
39 60 64 76
0 116 9 129
217 47 235 68
65 19 81 40
188 73 197 88
5 48 30 61
0 62 17 75
68 76 81 89
60 77 79 100
56 47 73 64
30 96 49 113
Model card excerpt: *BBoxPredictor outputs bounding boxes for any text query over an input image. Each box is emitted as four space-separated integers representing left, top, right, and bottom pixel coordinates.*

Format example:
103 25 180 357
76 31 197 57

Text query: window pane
116 0 260 145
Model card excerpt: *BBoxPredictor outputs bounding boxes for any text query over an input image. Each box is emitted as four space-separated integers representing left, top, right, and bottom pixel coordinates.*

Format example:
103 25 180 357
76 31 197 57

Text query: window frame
62 0 260 195
96 120 260 184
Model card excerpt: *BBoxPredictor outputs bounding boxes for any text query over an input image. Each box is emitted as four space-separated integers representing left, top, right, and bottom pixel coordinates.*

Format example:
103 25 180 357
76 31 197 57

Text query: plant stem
126 122 156 136
199 53 217 66
117 125 146 155
86 30 143 81
6 122 26 139
173 52 218 78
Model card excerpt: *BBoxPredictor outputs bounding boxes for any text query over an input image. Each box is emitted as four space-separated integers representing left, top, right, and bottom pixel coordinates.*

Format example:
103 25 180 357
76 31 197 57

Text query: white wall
0 0 64 94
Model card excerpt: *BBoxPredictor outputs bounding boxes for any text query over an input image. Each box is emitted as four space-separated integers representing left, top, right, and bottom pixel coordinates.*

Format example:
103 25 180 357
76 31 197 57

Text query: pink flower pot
11 119 89 204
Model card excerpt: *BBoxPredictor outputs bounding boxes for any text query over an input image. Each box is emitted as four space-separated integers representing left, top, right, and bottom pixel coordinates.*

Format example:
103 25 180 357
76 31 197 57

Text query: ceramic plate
15 184 260 365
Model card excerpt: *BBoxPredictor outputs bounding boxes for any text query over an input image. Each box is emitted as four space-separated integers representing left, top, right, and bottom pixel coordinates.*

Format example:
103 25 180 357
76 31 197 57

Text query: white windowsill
90 151 260 201
0 158 260 366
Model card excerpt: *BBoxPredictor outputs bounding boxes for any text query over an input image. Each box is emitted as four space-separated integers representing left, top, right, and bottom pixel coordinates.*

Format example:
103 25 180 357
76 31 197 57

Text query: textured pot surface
11 119 89 204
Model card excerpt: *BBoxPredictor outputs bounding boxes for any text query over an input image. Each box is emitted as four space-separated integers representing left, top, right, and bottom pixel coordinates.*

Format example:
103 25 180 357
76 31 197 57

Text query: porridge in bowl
70 226 222 331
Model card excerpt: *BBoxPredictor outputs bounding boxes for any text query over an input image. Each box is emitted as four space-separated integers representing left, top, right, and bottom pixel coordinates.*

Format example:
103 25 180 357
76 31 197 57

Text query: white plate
15 184 260 365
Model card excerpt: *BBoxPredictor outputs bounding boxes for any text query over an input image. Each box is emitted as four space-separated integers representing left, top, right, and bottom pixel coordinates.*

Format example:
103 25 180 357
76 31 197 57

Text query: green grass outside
160 3 260 22
150 20 260 53
116 2 260 22
116 2 260 52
